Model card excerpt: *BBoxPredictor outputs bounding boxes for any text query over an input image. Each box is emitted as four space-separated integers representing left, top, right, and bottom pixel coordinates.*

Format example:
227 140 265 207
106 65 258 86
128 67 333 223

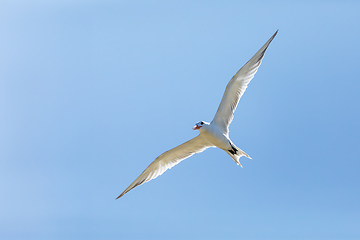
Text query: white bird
116 30 278 199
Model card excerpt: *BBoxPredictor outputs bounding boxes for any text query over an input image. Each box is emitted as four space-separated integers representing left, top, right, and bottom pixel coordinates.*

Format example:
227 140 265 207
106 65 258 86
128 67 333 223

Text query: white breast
200 124 230 150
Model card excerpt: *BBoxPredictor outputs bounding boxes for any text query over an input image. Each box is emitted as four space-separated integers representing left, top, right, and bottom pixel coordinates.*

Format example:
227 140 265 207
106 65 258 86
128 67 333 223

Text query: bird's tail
226 144 251 168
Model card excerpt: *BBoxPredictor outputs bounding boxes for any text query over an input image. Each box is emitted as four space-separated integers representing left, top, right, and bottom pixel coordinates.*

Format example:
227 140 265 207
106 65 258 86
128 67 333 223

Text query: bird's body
116 30 278 199
197 121 246 163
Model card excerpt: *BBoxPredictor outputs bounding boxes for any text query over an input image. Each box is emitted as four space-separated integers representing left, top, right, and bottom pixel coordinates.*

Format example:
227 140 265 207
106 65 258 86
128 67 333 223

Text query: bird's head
192 121 209 131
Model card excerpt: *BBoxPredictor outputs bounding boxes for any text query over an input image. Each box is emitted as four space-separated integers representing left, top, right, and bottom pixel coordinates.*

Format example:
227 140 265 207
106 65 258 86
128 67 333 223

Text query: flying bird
116 30 278 199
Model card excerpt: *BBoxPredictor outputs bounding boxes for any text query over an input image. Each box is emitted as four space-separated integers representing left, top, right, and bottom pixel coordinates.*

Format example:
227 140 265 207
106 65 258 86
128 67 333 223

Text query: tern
116 30 278 199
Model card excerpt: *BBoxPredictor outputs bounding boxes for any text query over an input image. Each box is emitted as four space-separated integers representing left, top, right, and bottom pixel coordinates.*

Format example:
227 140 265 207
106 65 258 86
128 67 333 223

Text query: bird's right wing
212 30 278 133
116 135 211 199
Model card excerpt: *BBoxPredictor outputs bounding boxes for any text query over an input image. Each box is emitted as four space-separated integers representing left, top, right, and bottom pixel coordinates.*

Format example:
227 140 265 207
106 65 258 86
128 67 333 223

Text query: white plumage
116 30 278 199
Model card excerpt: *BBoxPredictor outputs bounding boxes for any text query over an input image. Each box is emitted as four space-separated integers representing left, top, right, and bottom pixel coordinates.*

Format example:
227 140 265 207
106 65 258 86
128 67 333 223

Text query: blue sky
1 1 359 239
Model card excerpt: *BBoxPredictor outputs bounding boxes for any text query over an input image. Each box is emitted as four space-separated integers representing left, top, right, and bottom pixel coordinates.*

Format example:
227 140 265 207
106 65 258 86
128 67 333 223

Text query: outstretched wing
116 135 211 199
211 30 278 133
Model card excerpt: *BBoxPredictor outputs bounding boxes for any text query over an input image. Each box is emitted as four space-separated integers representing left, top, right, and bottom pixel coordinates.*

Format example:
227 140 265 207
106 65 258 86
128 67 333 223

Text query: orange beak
192 125 201 130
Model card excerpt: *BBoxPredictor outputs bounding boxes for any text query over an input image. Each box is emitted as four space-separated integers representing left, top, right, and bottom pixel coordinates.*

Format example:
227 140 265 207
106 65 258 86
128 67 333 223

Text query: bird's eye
200 121 204 125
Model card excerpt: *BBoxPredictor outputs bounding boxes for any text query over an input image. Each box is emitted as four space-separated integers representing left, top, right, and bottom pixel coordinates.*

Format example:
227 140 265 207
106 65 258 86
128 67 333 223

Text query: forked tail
226 144 251 168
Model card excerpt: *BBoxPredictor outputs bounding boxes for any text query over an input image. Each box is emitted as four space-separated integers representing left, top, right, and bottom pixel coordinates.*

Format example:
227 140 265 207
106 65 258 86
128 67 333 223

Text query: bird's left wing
116 135 211 199
212 30 278 133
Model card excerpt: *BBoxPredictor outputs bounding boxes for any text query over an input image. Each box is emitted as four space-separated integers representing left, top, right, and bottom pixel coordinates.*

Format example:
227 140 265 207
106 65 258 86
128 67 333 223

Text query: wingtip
115 193 124 200
270 29 278 40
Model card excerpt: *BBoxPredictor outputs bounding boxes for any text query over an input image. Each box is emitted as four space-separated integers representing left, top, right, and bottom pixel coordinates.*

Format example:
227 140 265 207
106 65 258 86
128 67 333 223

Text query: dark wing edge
116 135 210 199
212 30 278 132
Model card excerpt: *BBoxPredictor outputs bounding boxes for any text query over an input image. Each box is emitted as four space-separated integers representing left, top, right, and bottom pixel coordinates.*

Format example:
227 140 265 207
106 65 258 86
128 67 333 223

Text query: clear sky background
1 1 359 240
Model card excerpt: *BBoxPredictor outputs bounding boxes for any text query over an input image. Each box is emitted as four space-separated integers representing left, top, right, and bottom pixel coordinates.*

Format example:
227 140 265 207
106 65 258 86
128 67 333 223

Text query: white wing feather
212 30 278 133
116 135 210 199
